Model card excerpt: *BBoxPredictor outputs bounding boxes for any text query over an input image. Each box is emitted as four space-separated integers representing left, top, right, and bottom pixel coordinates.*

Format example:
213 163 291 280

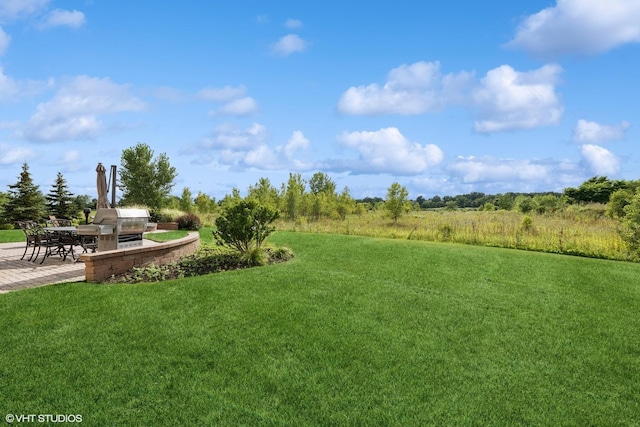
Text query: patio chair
46 218 73 227
31 224 63 264
17 221 39 261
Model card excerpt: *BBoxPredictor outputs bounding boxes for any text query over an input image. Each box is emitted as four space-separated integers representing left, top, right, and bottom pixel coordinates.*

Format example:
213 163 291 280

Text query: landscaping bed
102 244 294 283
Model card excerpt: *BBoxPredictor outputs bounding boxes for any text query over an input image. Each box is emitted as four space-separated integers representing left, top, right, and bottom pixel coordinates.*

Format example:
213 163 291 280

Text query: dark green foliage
72 194 94 213
118 142 177 209
176 212 202 230
3 163 47 223
620 189 640 254
45 172 76 219
515 195 535 213
214 200 280 253
564 176 627 204
606 189 633 219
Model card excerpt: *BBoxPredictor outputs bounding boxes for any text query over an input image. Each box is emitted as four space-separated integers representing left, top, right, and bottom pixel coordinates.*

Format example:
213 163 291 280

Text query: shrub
521 215 533 231
176 212 202 230
243 247 268 267
480 202 496 211
150 209 180 223
214 200 280 254
268 246 295 262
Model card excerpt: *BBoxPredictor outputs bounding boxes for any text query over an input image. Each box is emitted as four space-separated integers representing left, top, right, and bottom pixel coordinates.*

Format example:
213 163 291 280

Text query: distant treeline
357 176 640 210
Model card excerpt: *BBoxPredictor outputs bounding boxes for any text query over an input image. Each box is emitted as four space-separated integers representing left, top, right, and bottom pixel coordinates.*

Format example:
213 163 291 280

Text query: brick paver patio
0 241 86 293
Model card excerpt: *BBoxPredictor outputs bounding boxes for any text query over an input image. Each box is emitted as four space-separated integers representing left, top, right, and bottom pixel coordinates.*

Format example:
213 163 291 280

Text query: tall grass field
279 207 630 261
1 232 639 425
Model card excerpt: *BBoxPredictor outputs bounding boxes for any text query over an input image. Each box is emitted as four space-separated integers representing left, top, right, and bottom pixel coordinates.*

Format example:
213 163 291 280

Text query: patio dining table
43 226 79 261
43 226 97 262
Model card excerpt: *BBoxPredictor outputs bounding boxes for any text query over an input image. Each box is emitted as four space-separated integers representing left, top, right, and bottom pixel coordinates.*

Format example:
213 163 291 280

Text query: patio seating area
16 220 97 265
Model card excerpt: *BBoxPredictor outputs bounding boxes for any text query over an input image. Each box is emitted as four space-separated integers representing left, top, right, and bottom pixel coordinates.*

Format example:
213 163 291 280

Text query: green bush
521 215 533 231
214 200 280 254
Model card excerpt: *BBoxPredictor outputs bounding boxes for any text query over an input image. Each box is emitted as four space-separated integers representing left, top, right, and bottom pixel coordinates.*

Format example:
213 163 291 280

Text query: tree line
3 141 640 230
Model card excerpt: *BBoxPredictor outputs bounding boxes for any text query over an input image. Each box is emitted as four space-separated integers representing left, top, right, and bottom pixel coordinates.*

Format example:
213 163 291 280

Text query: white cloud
197 85 258 116
333 127 444 175
243 131 313 171
55 149 82 171
448 156 551 184
337 61 473 115
39 9 86 29
472 64 564 133
194 125 312 171
0 0 49 20
285 19 303 29
0 26 11 55
506 0 640 57
0 66 53 101
580 144 620 175
284 130 309 159
0 143 36 165
196 85 246 102
202 122 267 150
19 75 146 142
209 97 258 116
271 34 307 56
573 119 630 143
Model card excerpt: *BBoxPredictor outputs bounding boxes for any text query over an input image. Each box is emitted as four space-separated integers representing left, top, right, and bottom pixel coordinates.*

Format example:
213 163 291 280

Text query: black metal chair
17 221 39 261
31 224 63 264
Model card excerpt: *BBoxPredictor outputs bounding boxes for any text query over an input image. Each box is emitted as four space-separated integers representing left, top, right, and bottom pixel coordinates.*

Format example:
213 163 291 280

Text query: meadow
1 232 639 425
278 205 631 262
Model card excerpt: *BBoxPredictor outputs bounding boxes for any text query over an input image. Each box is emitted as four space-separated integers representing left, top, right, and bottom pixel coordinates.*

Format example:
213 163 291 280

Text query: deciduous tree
118 143 177 210
384 182 409 224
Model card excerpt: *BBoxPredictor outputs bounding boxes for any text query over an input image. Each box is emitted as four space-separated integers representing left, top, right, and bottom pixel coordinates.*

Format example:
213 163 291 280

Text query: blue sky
1 0 639 201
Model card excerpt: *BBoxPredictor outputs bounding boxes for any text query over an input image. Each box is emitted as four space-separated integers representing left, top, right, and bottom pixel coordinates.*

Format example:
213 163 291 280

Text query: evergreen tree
3 163 47 223
46 172 76 219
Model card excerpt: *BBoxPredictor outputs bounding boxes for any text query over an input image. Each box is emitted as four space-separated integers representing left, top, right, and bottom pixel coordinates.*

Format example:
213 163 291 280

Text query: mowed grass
1 232 639 425
0 228 24 243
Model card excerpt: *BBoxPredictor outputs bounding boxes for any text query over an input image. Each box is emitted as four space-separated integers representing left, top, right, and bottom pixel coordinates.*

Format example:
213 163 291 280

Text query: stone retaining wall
79 232 200 282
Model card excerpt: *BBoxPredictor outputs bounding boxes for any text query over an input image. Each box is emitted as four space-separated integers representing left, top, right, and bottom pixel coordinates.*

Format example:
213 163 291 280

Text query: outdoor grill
77 208 149 251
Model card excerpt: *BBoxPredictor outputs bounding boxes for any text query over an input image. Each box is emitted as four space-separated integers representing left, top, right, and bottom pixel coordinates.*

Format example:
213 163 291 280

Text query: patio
0 241 85 293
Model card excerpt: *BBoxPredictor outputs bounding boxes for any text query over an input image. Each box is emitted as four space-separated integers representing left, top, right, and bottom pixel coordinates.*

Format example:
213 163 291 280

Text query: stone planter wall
157 222 179 230
79 232 199 282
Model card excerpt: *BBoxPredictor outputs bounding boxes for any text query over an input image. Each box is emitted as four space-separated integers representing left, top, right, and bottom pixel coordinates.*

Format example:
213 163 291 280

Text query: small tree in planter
214 201 280 264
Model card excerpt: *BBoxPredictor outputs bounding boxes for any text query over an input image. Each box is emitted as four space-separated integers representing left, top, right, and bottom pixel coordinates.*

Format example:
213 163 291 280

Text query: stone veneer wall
79 232 200 282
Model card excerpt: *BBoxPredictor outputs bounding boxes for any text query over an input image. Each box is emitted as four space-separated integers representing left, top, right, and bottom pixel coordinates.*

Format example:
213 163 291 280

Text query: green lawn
1 232 639 425
0 229 24 243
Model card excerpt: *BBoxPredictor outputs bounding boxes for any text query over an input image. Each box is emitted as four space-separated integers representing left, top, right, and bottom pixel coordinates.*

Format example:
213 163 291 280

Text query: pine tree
3 163 47 223
45 172 76 219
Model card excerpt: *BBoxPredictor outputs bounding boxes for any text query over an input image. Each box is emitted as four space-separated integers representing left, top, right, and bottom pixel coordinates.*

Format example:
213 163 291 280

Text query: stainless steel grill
77 208 149 251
